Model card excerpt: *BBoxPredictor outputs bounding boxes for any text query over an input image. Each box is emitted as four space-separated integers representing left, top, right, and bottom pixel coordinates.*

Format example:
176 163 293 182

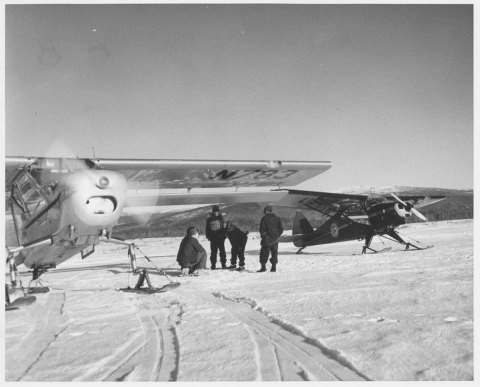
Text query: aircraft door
9 172 50 244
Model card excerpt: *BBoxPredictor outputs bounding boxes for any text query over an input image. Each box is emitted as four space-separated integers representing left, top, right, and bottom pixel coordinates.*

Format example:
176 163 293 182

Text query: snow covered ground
5 219 473 381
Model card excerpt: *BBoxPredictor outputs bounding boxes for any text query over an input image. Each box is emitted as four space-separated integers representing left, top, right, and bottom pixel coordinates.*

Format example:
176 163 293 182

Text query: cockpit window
11 173 48 216
9 172 49 244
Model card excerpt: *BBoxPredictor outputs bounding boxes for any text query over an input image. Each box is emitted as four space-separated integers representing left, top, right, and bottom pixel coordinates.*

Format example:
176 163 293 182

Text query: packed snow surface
5 220 473 381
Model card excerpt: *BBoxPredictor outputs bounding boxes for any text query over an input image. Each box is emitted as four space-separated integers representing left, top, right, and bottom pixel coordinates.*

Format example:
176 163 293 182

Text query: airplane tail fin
293 212 314 235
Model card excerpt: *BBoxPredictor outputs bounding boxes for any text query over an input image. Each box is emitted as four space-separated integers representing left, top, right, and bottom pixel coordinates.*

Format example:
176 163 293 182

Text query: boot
270 265 276 272
257 265 267 272
211 263 216 270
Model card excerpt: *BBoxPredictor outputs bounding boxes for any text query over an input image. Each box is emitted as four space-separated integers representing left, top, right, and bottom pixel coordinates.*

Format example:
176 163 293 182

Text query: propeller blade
391 193 427 221
390 192 407 205
411 207 427 221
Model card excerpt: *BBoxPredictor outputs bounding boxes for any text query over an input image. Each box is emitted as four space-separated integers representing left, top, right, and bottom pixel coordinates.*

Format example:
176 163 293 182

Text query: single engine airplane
276 189 446 254
5 156 332 302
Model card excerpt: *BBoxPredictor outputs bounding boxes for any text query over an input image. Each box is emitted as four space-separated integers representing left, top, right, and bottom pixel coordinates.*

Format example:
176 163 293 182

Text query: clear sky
4 3 474 191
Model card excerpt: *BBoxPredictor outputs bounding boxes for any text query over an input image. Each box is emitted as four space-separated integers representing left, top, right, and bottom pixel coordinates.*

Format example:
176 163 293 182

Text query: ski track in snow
6 289 183 381
5 220 473 381
7 275 367 381
211 291 369 380
193 288 368 381
6 293 67 381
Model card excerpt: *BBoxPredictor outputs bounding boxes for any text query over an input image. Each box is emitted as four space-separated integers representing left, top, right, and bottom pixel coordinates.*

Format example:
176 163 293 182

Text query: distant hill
112 187 473 239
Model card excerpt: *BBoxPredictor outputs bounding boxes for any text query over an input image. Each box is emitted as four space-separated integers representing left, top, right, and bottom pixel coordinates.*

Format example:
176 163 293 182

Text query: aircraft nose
60 169 127 223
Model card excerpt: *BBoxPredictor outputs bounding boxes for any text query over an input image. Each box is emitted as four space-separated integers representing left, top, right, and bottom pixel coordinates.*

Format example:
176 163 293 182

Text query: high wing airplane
5 156 332 296
276 189 446 254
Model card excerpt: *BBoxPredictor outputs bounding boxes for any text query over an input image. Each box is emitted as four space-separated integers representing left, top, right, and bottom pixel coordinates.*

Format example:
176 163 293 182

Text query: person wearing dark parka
222 213 248 271
176 227 207 275
258 205 284 272
206 205 227 269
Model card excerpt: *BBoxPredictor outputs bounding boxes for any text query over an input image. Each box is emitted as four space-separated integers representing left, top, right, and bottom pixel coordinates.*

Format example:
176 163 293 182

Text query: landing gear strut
134 269 153 289
100 236 181 293
361 229 392 254
6 252 18 287
127 244 153 290
5 252 37 309
361 229 376 254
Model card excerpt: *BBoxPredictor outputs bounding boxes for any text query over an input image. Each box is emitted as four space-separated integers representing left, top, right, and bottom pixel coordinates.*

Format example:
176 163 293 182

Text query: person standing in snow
258 205 284 272
222 213 248 271
206 205 227 269
176 227 207 276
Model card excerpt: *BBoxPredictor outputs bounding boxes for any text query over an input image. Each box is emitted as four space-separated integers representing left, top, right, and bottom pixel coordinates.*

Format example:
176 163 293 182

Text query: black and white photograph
4 2 474 382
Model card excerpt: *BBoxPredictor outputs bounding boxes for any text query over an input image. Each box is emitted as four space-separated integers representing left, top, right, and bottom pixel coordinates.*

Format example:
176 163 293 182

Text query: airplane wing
274 189 447 214
275 189 368 213
5 157 332 217
92 158 333 189
5 157 331 188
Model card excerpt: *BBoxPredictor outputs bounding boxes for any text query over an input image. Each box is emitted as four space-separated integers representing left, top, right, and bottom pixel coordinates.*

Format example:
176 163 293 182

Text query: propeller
45 139 149 224
390 193 427 221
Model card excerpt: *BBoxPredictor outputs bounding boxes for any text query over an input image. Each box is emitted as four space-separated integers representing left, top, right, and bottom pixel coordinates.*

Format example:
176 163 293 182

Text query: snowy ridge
333 185 473 196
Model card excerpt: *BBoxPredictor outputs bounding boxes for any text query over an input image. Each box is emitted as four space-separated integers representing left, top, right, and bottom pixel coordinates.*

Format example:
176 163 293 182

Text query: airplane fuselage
286 201 412 249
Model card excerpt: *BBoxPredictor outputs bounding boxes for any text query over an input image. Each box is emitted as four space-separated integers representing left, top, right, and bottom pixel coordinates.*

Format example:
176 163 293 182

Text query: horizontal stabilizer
279 234 306 243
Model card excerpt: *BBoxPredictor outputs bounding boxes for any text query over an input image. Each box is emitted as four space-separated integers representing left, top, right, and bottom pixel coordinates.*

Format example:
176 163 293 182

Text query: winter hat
264 205 273 213
212 205 220 213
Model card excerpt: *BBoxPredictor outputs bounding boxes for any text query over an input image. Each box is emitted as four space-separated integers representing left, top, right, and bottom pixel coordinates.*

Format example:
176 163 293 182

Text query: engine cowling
394 202 413 219
367 202 406 233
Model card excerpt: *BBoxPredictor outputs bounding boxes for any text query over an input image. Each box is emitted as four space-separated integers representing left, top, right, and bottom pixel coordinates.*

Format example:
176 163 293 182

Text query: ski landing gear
361 228 432 254
119 264 179 295
361 229 386 254
5 252 37 310
99 238 181 294
385 229 433 251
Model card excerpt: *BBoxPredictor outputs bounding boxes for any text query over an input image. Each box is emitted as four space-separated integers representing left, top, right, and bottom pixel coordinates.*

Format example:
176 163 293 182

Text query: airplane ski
353 247 392 255
117 282 181 294
5 295 36 310
403 245 434 251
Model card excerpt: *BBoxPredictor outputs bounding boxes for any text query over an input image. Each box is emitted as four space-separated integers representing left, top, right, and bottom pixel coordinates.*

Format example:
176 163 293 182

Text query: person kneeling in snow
222 213 248 271
177 227 208 276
